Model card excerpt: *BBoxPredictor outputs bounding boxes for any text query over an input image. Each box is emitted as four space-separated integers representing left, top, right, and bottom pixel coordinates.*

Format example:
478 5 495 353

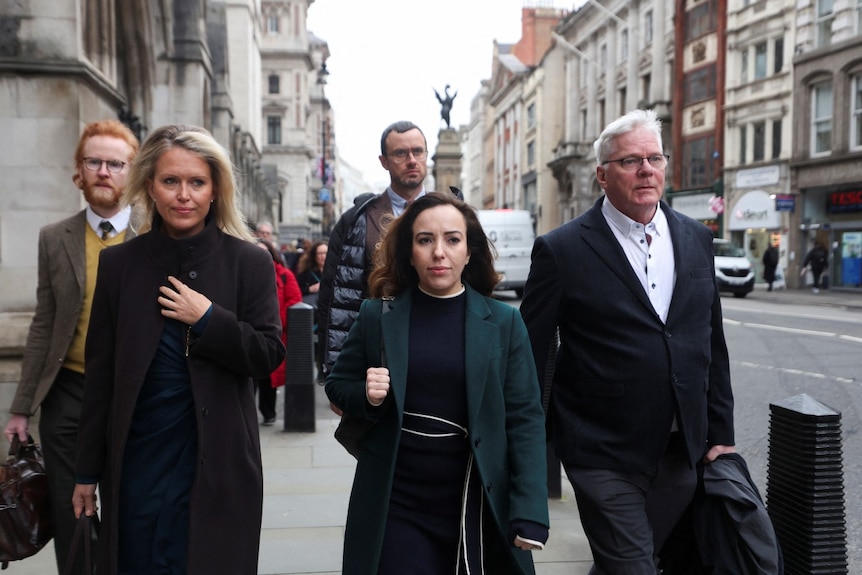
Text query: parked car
713 238 755 298
476 209 535 297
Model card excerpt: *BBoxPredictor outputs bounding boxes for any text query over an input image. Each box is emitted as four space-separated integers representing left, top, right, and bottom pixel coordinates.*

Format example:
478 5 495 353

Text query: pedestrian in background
802 240 829 293
326 192 549 574
256 238 302 424
72 124 284 574
296 240 327 308
520 109 736 574
762 242 779 291
317 120 462 381
3 119 139 575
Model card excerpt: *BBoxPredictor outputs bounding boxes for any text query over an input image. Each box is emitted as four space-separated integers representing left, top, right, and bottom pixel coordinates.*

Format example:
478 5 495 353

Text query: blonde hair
123 124 254 241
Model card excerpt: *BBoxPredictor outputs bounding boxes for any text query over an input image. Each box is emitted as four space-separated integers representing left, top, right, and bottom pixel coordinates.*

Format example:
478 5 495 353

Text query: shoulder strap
380 298 392 367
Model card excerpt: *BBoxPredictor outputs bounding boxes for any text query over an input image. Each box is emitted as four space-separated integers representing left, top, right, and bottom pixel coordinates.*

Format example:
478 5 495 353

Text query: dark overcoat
520 198 735 474
325 286 550 575
75 220 284 574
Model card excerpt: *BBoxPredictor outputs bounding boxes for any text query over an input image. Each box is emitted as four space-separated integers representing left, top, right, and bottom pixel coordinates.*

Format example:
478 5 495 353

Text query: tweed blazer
11 210 136 415
520 197 735 474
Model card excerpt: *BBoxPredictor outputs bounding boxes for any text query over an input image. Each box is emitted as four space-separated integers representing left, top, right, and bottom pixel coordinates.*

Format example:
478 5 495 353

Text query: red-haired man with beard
4 120 139 575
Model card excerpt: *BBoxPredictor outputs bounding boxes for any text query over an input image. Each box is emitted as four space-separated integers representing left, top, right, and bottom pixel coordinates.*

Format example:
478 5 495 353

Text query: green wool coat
326 285 550 575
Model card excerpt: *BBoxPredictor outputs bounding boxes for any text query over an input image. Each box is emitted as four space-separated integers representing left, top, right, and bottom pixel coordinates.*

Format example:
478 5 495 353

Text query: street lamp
317 61 331 235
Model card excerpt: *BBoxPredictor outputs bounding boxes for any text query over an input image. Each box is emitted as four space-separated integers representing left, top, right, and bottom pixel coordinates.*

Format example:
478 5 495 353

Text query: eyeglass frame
81 157 127 174
386 147 428 164
601 154 670 171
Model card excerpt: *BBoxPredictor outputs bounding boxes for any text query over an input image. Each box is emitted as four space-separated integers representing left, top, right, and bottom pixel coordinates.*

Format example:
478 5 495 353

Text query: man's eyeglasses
82 157 127 174
602 154 669 171
387 147 428 164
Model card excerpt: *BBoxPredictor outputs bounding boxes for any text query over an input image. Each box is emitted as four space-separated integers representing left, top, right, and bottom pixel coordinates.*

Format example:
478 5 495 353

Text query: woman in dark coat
326 192 549 574
295 240 327 307
73 125 284 574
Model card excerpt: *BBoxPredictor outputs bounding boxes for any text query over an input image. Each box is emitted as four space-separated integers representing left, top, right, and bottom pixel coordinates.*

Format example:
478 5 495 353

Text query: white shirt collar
86 205 131 238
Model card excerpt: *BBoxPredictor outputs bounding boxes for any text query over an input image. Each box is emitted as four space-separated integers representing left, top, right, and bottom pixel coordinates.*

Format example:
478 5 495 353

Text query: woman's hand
365 367 390 406
309 282 320 294
158 276 212 325
72 483 98 518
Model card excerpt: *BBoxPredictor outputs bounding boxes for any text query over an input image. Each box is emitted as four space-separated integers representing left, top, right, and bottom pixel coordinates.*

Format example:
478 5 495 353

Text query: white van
476 209 535 297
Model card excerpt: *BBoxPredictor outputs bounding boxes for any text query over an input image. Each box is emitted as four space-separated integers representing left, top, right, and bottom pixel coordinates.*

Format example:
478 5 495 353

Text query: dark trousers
564 432 697 575
256 378 276 421
38 368 94 575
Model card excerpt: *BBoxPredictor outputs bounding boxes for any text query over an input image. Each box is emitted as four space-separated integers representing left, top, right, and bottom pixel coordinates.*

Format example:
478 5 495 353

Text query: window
739 126 747 164
857 0 862 34
644 10 653 45
268 74 279 94
619 87 627 116
740 49 749 83
598 98 606 133
621 29 629 60
683 135 715 188
267 14 279 34
754 42 767 80
852 74 862 149
600 44 607 70
267 116 282 145
685 65 716 103
811 82 833 154
774 36 784 74
527 140 536 167
527 103 536 129
641 74 651 106
772 119 782 159
816 0 834 48
753 121 766 161
686 0 717 41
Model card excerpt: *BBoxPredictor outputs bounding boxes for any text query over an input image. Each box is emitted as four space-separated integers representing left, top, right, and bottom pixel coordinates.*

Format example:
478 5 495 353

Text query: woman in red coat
256 239 302 423
72 125 284 575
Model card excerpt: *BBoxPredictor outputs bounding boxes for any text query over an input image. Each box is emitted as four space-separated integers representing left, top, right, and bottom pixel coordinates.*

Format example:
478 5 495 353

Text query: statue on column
434 84 457 128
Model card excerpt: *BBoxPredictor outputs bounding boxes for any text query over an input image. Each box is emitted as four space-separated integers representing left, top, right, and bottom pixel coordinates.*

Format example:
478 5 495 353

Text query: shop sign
775 194 795 212
670 192 716 220
730 190 780 230
736 165 780 188
828 190 862 213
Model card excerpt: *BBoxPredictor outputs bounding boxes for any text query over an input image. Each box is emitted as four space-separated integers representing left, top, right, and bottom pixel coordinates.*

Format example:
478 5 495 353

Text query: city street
720 291 862 573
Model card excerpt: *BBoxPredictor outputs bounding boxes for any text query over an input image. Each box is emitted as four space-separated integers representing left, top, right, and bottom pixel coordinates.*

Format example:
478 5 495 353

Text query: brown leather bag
0 434 53 568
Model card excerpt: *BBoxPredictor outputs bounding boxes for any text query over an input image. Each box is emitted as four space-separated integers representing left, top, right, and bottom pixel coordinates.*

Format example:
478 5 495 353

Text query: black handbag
334 299 391 459
0 434 53 569
61 513 99 575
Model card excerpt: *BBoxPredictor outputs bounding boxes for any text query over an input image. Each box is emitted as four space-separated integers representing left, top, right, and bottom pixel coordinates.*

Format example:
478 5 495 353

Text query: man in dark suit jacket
520 109 736 574
4 120 139 575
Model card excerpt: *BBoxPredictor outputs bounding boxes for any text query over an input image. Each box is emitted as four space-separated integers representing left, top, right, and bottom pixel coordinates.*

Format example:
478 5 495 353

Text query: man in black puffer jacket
316 120 462 381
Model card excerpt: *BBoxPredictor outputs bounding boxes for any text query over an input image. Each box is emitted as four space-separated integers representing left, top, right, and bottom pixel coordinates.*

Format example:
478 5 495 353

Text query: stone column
432 128 463 193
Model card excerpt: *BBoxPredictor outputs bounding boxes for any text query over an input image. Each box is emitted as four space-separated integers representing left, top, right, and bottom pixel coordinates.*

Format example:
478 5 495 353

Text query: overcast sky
307 0 576 189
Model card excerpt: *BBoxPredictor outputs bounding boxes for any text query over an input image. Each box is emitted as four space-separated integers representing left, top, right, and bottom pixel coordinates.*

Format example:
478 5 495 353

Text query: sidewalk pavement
741 283 862 311
5 383 592 575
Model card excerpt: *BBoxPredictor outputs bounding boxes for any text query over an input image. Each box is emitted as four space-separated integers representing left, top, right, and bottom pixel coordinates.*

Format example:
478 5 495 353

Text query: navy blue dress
378 289 484 574
118 319 197 574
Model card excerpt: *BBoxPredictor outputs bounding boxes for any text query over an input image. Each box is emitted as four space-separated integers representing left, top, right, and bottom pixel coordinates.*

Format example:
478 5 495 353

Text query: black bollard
283 302 315 432
767 393 847 574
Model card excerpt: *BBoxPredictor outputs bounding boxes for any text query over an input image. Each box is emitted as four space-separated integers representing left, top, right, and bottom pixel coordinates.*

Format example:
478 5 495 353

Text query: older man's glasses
602 154 669 171
387 147 428 164
82 157 127 174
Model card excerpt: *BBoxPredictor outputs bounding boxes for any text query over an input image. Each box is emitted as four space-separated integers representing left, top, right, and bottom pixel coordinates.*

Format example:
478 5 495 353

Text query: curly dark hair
368 192 499 298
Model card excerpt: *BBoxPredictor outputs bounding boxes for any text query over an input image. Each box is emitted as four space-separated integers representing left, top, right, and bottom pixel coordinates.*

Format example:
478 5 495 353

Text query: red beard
82 182 122 210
